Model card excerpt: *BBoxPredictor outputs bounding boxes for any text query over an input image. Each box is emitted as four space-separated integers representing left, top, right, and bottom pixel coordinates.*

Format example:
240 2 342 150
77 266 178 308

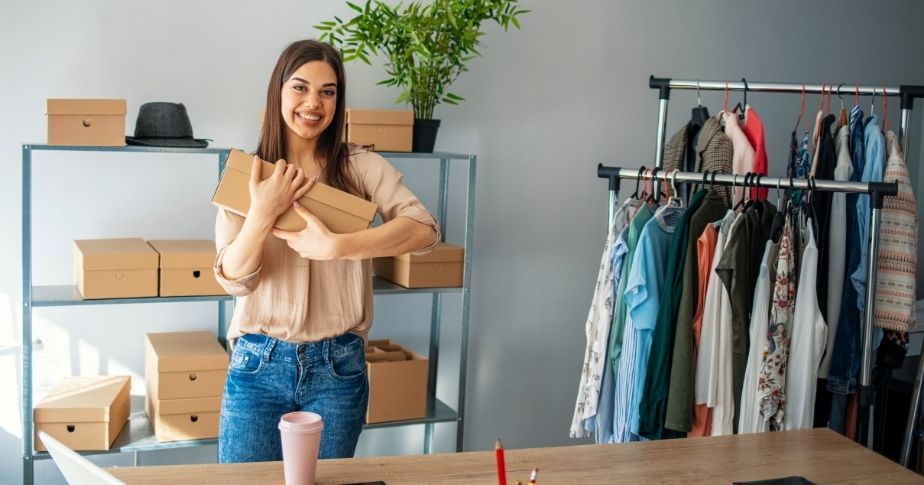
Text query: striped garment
661 116 734 205
874 131 917 333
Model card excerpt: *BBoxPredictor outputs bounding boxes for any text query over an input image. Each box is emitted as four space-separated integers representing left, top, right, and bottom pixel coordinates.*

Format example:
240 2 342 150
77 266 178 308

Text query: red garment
742 107 768 200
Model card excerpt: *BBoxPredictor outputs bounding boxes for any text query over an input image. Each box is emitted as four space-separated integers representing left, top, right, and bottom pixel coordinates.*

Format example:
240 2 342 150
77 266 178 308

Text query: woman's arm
272 203 437 260
219 155 315 279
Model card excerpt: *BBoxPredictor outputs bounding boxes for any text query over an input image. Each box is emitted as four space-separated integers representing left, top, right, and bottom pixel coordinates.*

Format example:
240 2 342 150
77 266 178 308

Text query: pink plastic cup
278 411 324 485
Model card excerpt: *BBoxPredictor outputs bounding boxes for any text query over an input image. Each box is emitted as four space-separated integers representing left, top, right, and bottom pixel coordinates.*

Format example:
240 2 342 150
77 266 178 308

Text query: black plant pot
412 118 441 153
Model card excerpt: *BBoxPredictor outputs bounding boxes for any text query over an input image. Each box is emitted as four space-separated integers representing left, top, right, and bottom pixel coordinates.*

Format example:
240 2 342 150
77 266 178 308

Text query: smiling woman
212 39 441 464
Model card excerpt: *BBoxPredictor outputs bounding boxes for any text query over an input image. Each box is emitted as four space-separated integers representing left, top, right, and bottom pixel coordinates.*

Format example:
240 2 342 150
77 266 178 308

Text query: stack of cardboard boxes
144 332 228 442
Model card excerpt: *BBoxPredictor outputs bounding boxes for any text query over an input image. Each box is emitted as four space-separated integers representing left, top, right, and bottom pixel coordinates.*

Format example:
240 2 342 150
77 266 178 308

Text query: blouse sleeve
212 208 262 296
352 149 441 253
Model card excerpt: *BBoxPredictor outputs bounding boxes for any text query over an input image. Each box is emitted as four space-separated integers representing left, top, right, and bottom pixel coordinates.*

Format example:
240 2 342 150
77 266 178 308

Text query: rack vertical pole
859 193 885 449
456 155 477 452
22 145 34 485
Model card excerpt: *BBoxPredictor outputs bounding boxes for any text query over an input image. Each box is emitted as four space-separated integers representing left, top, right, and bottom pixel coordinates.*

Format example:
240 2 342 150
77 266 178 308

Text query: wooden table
109 429 923 484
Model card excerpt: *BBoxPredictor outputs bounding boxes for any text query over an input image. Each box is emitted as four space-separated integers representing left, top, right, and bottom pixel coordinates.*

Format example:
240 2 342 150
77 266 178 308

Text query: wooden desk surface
109 429 923 484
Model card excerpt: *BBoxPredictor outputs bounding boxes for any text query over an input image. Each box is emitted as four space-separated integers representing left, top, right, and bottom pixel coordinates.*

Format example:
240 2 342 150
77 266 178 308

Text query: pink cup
278 411 324 485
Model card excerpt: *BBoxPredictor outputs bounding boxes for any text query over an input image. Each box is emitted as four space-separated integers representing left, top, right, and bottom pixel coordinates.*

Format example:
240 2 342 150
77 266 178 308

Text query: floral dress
758 212 795 430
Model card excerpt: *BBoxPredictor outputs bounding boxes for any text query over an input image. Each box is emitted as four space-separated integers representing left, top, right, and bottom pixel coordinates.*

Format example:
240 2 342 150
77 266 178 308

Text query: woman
214 39 440 462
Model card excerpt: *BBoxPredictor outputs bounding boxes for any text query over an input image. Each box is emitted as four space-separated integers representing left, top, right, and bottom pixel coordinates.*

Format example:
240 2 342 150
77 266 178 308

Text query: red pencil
495 439 507 485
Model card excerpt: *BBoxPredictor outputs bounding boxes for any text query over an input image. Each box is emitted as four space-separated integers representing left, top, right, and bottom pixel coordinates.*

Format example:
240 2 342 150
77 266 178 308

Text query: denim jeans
218 332 369 463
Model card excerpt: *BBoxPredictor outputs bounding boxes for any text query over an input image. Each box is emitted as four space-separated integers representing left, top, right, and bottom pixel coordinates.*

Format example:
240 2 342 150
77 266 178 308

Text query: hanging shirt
639 190 707 440
819 125 854 379
743 106 768 200
851 115 886 308
722 111 756 205
695 210 736 436
874 131 917 333
785 223 828 430
610 204 655 443
812 115 837 323
759 213 796 430
738 241 777 434
664 190 729 434
627 205 682 436
570 207 629 438
689 223 719 437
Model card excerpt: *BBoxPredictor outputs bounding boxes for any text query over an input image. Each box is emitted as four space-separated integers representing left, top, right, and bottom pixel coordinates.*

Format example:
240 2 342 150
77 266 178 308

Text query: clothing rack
597 165 897 452
643 75 924 466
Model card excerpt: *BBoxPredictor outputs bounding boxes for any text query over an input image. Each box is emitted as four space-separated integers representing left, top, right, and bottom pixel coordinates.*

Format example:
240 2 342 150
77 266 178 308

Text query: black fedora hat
126 102 210 148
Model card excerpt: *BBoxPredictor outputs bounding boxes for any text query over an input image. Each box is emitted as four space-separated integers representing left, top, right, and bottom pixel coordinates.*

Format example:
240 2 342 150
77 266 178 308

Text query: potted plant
316 0 528 152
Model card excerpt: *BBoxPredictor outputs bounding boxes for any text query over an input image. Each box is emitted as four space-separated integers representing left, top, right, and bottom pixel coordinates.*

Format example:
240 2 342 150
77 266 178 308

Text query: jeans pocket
229 342 263 374
327 334 366 380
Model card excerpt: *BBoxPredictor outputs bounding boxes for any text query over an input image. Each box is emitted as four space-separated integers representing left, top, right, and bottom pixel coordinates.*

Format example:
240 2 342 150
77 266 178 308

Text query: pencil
495 439 507 485
528 467 539 484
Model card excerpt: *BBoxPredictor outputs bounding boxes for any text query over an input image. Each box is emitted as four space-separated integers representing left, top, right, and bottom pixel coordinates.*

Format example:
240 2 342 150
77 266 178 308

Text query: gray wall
2 0 923 483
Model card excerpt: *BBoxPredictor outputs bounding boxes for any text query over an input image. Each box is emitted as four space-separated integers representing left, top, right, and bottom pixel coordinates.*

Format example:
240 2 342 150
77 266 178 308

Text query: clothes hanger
870 87 877 117
733 173 748 212
667 170 685 208
633 166 646 199
690 79 710 129
647 168 661 205
733 78 748 121
793 82 806 133
882 86 890 133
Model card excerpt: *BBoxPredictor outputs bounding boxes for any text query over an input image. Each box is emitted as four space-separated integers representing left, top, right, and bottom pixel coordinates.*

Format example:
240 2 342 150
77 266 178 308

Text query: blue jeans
218 332 369 463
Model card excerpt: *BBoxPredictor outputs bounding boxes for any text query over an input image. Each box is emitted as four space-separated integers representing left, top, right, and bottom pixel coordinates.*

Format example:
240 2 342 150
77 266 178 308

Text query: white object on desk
38 431 125 485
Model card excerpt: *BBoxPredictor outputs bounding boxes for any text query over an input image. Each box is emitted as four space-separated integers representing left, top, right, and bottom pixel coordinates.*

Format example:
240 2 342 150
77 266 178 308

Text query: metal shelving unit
21 144 476 484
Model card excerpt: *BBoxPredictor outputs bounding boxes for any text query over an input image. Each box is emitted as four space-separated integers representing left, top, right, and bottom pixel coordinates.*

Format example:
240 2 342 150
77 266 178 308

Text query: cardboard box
34 376 130 451
146 395 220 442
145 331 228 400
46 99 127 146
365 339 428 424
373 243 464 288
147 240 226 297
346 109 414 152
74 238 159 299
211 149 378 233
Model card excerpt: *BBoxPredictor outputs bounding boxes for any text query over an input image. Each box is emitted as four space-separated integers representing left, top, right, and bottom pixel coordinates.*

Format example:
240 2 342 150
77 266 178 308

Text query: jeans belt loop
263 335 278 362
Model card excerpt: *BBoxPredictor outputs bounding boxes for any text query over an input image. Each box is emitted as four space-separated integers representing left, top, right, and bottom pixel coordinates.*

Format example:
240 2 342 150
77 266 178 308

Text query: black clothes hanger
691 79 710 129
733 173 751 212
733 78 748 121
633 166 646 199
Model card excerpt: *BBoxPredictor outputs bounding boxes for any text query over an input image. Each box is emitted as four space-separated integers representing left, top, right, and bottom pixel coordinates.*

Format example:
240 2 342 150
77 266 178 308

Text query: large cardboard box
373 243 464 288
147 240 226 297
365 340 428 424
46 99 126 146
145 395 220 442
74 238 159 299
211 149 378 233
346 109 414 152
34 376 130 451
145 332 228 400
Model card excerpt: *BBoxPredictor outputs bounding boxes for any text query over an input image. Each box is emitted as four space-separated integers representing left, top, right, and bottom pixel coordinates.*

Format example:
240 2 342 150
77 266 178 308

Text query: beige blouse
213 148 440 343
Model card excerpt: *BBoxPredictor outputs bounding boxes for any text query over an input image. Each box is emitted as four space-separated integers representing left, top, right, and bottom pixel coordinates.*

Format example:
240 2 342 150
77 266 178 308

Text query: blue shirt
625 206 680 436
851 115 885 307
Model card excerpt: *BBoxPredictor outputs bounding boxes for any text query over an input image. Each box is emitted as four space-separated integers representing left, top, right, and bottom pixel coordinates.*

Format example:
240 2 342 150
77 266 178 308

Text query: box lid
145 331 228 372
146 240 216 269
34 376 130 423
217 149 378 225
394 243 464 263
152 396 222 415
347 109 414 126
74 238 159 271
46 99 127 115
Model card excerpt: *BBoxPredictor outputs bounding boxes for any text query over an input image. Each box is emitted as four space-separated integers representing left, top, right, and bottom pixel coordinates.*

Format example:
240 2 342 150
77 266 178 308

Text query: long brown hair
257 39 360 196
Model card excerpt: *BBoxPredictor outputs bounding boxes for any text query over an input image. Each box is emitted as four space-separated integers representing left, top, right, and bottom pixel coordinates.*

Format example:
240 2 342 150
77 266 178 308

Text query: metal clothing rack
597 165 897 451
643 76 924 465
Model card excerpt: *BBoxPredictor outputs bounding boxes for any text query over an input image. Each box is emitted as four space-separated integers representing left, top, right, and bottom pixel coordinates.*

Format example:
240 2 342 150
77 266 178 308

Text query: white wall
2 0 924 483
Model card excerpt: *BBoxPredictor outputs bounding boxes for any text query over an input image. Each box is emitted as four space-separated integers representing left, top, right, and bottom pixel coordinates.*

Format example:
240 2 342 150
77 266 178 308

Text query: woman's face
280 60 338 143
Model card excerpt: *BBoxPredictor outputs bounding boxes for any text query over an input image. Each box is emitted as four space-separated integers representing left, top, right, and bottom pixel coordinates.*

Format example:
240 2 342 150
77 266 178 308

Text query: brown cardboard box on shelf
145 395 220 442
33 376 130 452
46 99 127 146
211 149 378 233
145 331 228 400
147 240 226 297
373 243 464 288
74 238 159 299
365 339 428 424
346 109 414 152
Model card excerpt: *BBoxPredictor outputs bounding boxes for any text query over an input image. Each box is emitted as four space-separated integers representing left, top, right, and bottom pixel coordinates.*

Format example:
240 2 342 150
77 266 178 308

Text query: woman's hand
272 202 343 260
248 155 316 223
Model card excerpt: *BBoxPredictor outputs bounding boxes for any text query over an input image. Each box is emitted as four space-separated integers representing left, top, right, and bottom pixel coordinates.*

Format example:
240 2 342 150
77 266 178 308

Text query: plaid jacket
662 116 733 205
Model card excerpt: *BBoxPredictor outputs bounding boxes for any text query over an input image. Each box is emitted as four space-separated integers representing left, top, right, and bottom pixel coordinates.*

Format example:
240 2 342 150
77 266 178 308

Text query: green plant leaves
316 0 528 118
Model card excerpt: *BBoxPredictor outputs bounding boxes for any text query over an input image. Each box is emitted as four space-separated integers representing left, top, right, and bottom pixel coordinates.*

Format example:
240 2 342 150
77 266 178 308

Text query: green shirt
609 203 654 375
